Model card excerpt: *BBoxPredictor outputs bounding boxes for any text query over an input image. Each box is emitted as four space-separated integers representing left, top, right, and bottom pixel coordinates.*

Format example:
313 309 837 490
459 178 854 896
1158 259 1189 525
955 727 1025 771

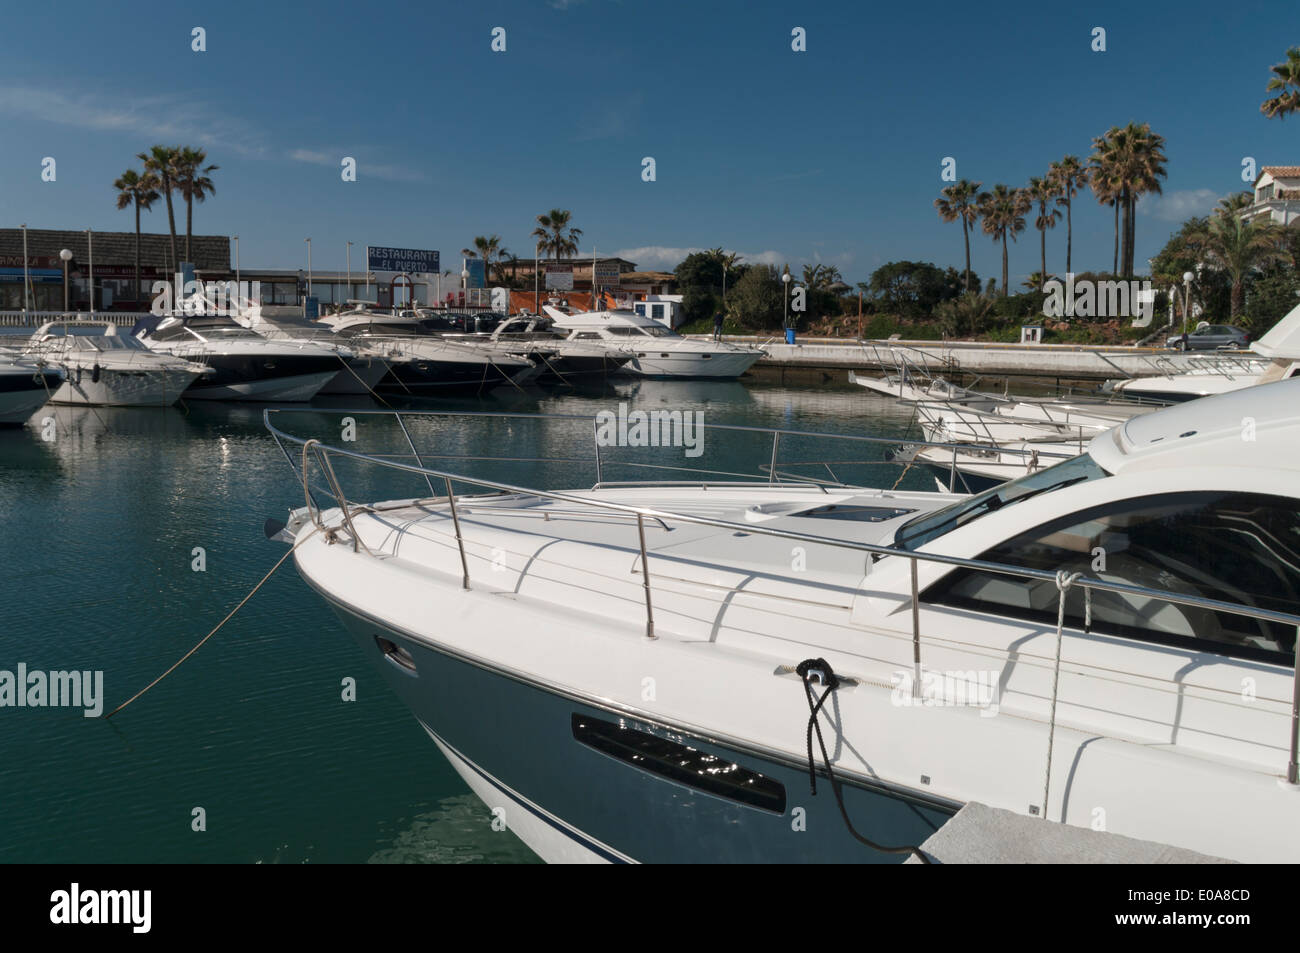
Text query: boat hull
48 366 200 407
317 357 392 396
319 593 953 864
376 359 525 396
616 349 761 379
181 354 340 402
0 370 59 425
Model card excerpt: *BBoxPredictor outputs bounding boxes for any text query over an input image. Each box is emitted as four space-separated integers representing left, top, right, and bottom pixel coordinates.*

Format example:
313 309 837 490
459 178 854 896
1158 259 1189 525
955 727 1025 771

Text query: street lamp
346 242 353 305
534 242 541 314
1180 271 1195 345
232 236 240 302
305 238 312 297
782 267 791 328
20 224 29 311
59 249 73 313
86 229 94 312
461 263 469 308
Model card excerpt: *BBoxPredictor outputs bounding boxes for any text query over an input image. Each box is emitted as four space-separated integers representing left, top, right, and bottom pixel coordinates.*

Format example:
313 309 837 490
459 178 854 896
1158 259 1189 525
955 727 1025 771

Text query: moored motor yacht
268 380 1300 863
0 348 61 425
135 315 343 402
22 321 207 407
361 335 537 395
544 306 763 379
450 315 634 383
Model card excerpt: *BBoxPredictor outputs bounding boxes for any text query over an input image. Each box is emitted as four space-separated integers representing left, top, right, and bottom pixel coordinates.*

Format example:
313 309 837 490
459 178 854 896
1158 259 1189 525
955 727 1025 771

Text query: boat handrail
263 407 1300 791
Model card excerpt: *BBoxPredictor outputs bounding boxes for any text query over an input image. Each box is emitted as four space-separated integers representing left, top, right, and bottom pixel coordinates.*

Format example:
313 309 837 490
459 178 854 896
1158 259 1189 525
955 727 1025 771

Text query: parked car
1166 324 1250 350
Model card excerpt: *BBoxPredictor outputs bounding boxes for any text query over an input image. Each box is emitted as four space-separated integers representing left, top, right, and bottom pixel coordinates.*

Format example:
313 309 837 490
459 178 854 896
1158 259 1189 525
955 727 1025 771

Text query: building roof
0 227 230 270
618 271 676 282
1256 166 1300 183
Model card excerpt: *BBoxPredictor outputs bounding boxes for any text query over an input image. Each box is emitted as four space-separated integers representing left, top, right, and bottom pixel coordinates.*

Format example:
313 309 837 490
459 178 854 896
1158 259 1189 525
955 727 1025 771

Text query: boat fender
793 656 931 864
92 363 101 384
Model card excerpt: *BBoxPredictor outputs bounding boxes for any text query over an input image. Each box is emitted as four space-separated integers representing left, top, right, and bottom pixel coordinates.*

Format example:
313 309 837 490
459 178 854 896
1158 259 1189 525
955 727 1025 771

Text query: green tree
1027 175 1062 291
934 292 997 338
1188 213 1289 318
934 179 982 292
138 145 181 270
113 167 161 307
1261 46 1300 119
978 184 1029 296
867 260 956 316
173 146 218 263
726 264 782 330
531 209 582 260
1090 123 1167 279
1049 155 1089 275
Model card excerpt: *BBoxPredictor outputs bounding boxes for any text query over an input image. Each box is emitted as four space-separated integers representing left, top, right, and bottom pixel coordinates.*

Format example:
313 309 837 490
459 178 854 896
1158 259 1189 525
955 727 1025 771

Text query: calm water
0 378 918 863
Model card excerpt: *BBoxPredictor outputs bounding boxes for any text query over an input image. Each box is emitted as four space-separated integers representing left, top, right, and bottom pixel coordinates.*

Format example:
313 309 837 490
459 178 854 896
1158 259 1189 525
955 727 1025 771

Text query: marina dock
908 803 1235 864
712 334 1239 383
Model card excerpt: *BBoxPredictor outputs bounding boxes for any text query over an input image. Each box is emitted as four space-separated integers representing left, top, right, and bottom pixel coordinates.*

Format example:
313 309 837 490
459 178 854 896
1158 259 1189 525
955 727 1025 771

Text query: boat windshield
892 452 1110 551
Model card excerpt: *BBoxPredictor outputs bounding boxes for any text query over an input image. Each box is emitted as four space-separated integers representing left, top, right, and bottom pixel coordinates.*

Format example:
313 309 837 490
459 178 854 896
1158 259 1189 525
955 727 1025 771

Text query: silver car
1166 324 1251 351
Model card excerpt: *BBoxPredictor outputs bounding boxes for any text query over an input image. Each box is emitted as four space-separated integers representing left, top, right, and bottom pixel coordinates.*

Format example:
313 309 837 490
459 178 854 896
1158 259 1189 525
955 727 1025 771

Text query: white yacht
269 380 1300 863
22 321 207 407
136 315 342 402
544 306 764 379
448 315 634 383
0 348 61 425
1109 303 1300 402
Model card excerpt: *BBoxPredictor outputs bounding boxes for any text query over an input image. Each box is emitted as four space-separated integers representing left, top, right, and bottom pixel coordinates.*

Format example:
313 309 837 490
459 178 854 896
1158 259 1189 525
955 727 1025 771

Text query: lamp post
232 236 240 303
305 238 312 297
346 241 353 305
1182 270 1194 342
534 242 541 314
20 224 29 311
59 249 73 313
782 267 791 328
86 229 94 313
461 263 469 309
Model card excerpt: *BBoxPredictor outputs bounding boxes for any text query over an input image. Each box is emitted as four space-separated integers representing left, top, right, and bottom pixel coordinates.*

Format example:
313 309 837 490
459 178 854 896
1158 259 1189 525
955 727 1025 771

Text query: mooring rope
104 524 321 720
1040 570 1091 819
795 657 931 863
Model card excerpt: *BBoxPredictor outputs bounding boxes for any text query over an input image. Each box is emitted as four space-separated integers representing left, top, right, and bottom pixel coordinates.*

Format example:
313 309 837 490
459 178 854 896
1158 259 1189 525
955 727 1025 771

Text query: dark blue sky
1 0 1296 284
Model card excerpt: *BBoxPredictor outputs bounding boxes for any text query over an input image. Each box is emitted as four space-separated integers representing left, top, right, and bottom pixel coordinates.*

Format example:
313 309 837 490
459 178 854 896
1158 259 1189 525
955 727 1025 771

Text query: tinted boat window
572 714 786 813
924 492 1300 664
894 453 1109 551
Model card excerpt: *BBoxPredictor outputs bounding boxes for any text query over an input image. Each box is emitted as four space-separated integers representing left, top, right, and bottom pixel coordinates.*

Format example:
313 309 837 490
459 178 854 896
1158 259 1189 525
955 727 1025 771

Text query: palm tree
1218 191 1254 216
978 184 1029 296
1088 151 1122 274
531 209 583 261
139 146 181 271
113 168 160 307
720 251 742 301
934 179 982 292
1048 156 1089 275
1090 123 1167 279
1261 46 1300 119
1027 176 1062 291
473 235 509 285
1189 213 1289 317
173 147 218 263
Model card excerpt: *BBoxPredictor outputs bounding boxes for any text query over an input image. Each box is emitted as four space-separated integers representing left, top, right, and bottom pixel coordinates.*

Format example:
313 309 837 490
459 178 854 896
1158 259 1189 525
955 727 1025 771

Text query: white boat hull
48 366 201 407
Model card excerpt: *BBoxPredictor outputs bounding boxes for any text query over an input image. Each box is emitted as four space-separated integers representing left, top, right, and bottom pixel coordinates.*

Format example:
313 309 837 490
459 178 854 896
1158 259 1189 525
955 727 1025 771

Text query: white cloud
0 85 269 157
288 148 426 183
1139 188 1222 222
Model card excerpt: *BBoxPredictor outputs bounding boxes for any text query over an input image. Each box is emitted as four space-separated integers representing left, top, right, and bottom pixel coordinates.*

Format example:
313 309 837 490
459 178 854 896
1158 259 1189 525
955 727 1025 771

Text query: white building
1242 166 1300 225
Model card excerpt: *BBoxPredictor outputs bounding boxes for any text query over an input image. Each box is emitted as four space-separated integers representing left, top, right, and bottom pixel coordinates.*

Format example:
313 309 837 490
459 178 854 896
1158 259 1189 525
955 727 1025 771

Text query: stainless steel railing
264 407 1300 789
